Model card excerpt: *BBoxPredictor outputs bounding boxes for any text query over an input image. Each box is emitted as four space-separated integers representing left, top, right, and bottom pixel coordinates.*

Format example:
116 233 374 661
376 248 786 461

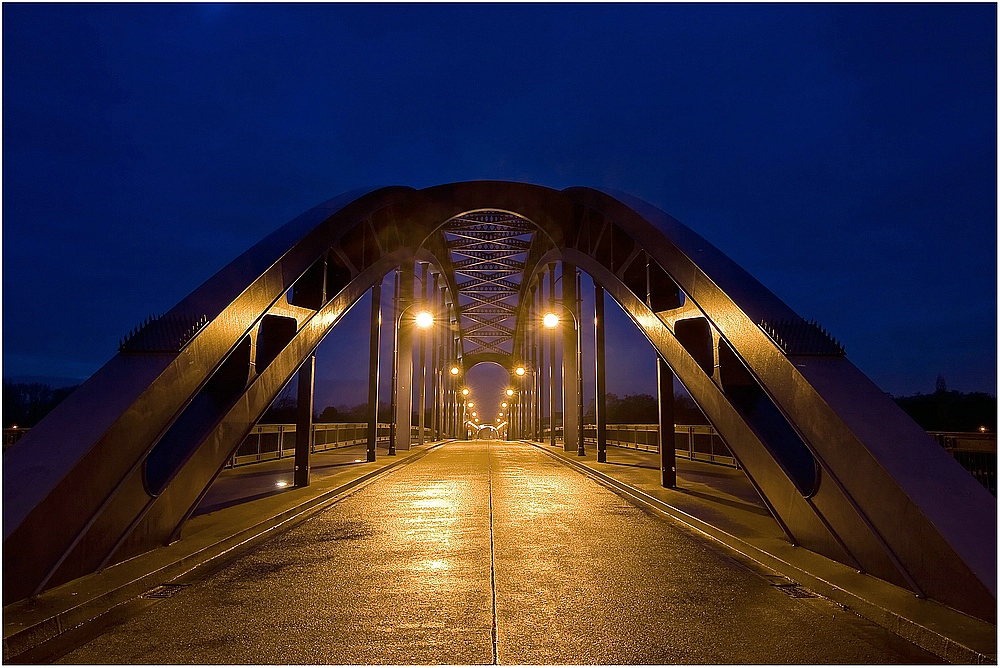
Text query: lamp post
447 364 461 438
543 305 585 456
390 303 434 455
513 365 530 440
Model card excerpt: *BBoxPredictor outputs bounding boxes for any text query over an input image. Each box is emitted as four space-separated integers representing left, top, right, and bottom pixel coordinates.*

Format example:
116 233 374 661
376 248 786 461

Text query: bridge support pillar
562 262 582 455
366 282 381 462
391 262 415 453
534 283 541 442
548 269 557 448
417 263 428 445
294 354 315 487
657 355 676 488
434 281 444 441
595 281 607 463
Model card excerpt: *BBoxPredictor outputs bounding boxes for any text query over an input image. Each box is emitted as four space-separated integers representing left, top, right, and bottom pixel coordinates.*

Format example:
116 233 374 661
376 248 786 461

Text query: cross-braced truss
442 211 535 358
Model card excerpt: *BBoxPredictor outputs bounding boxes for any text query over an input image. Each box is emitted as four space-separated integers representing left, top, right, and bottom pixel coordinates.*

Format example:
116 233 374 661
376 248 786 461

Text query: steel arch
3 181 994 622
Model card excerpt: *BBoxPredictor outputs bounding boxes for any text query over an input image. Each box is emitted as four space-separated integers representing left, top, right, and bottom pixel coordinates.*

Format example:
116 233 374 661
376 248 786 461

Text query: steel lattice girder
443 210 534 357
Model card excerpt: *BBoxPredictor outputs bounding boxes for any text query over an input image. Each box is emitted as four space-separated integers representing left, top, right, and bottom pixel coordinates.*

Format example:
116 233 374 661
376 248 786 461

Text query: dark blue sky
3 3 996 409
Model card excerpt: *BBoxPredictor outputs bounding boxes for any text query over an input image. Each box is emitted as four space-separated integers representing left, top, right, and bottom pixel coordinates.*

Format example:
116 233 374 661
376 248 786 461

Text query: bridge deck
55 441 937 664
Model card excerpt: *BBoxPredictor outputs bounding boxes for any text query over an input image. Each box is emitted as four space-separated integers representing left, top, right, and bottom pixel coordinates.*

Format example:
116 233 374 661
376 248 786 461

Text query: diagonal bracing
442 211 537 358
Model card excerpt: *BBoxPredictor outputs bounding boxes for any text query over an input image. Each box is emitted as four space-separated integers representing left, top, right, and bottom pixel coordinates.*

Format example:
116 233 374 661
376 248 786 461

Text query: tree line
4 379 996 433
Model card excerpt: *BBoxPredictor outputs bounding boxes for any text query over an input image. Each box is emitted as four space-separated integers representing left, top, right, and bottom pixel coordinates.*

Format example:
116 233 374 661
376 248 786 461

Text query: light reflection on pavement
59 441 939 665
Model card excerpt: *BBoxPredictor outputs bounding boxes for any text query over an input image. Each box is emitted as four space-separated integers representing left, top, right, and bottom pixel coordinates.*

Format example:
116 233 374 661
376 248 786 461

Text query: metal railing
930 431 997 496
3 427 30 452
225 423 433 468
542 423 739 468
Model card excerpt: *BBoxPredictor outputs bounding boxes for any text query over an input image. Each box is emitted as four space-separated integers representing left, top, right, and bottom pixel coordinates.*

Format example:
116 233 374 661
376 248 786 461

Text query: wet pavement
58 441 939 664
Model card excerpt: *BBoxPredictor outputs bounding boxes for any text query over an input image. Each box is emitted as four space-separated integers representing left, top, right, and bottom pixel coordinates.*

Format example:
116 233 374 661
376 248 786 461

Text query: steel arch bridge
4 182 995 621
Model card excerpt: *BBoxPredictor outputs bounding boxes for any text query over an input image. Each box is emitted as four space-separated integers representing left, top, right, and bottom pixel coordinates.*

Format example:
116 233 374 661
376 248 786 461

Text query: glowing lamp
414 311 434 328
543 312 560 328
515 366 526 376
505 388 514 397
462 388 470 396
450 366 460 375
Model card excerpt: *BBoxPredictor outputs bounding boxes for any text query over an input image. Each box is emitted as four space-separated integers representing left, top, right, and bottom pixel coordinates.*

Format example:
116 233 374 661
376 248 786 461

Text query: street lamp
543 305 585 456
390 303 434 455
514 365 527 377
505 388 514 397
450 365 461 376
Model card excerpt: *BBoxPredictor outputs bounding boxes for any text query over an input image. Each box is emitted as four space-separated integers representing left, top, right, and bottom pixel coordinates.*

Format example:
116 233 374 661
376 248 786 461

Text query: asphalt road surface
58 441 938 664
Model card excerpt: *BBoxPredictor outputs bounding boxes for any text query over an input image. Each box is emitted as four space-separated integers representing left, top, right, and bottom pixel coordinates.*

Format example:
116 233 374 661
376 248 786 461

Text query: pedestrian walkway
54 442 941 664
3 440 995 663
532 440 996 664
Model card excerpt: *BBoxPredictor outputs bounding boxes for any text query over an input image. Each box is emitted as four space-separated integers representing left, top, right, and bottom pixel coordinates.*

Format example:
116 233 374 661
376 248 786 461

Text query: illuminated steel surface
443 211 534 359
57 442 937 665
3 181 994 623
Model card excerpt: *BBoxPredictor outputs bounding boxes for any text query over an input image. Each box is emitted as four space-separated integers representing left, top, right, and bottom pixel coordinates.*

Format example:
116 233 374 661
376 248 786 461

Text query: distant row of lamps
396 304 577 442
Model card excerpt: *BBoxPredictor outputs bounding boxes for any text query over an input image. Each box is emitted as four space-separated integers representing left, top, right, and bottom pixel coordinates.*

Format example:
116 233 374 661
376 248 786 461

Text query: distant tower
935 374 948 394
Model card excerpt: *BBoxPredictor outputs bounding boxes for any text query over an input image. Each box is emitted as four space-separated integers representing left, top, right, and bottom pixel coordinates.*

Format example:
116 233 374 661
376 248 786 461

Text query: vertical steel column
392 261 415 453
548 268 556 448
657 355 677 488
534 283 541 441
561 261 580 454
429 272 439 442
452 324 460 437
594 281 608 463
418 263 428 445
389 270 400 455
294 354 315 487
366 282 381 462
575 267 584 456
443 290 450 438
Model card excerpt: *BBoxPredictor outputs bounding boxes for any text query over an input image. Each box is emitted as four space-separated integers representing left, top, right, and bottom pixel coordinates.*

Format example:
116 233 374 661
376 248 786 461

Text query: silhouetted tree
259 394 298 423
584 392 711 425
894 390 996 432
3 383 79 428
318 402 386 423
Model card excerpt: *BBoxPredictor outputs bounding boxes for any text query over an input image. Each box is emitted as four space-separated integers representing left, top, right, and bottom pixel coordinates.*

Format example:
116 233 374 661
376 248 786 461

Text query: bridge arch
3 181 994 621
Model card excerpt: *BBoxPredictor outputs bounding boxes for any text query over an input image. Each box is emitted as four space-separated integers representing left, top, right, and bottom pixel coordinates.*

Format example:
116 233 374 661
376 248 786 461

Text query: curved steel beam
3 181 993 623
